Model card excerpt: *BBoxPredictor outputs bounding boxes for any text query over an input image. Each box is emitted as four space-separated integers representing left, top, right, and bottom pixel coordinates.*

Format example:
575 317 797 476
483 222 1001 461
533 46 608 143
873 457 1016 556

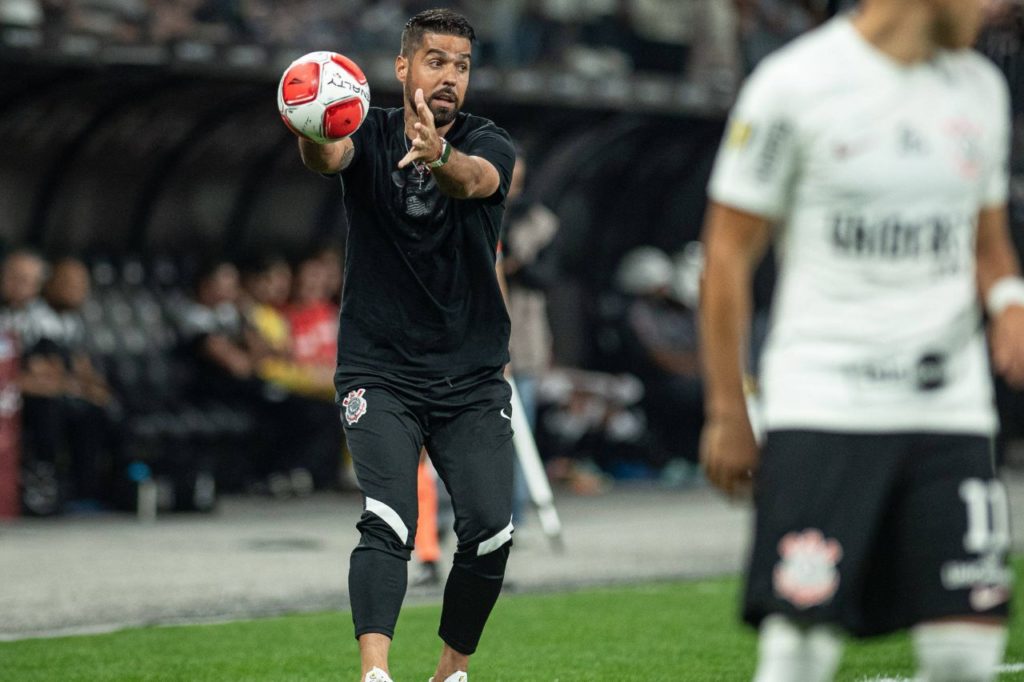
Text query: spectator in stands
237 253 343 491
43 257 115 410
615 246 704 471
284 253 339 372
239 253 333 400
503 150 558 430
176 258 301 494
501 148 559 521
0 251 113 513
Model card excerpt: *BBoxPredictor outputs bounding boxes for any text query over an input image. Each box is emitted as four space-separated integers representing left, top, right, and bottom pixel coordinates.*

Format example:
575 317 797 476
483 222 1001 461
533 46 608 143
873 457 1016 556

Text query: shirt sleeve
461 121 516 204
707 60 801 221
982 68 1011 209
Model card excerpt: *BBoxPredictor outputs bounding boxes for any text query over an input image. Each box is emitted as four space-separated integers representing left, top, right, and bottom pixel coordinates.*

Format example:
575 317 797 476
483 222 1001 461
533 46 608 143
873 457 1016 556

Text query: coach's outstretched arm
699 202 773 496
298 137 355 175
976 205 1024 388
398 88 500 200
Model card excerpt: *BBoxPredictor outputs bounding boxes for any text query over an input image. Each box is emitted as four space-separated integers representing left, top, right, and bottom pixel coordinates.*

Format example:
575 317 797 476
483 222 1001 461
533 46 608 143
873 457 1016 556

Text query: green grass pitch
1 561 1020 681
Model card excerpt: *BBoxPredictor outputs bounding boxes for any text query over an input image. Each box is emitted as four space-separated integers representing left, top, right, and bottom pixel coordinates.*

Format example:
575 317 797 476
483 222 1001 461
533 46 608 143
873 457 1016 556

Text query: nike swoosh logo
500 409 511 421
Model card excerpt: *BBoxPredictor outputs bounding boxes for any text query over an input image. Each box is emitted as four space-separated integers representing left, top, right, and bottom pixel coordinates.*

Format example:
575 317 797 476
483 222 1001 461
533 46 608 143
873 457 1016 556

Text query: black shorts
744 430 1013 637
335 365 515 554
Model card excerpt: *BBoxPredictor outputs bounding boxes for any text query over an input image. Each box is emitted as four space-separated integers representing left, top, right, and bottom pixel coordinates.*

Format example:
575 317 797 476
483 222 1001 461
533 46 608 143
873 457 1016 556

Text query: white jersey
709 18 1011 435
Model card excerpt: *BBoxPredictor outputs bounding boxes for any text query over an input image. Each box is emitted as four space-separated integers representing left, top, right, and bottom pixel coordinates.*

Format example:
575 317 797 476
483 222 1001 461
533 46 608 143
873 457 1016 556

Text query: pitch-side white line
857 662 1024 682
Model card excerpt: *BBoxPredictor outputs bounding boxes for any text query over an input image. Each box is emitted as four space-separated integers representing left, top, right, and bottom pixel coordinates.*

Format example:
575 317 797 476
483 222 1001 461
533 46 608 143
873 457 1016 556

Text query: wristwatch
427 138 452 169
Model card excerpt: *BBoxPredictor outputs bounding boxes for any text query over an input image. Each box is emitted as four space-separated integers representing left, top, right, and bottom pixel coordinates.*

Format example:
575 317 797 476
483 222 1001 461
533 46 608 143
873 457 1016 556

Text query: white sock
753 614 843 682
913 622 1007 682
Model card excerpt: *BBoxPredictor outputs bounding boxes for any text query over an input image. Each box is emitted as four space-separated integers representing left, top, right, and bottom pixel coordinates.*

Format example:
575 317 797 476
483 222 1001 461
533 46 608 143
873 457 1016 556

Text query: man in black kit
296 9 515 682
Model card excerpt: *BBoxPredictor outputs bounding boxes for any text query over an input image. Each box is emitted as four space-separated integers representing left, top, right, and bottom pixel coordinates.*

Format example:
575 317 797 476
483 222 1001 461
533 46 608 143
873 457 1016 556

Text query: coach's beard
407 84 460 126
430 101 458 126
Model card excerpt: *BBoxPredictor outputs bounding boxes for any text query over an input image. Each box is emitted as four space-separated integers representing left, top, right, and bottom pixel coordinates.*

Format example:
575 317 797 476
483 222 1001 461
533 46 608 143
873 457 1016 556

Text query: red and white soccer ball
277 51 370 144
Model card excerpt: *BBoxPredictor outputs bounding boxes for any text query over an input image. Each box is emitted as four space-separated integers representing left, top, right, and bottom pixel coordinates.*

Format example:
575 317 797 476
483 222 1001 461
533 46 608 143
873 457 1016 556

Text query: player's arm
699 202 773 495
430 145 500 200
398 88 500 200
976 205 1024 388
298 137 355 175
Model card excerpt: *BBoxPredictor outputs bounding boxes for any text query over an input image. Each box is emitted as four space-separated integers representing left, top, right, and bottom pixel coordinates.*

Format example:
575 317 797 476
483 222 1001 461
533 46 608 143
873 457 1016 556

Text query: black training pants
337 365 515 654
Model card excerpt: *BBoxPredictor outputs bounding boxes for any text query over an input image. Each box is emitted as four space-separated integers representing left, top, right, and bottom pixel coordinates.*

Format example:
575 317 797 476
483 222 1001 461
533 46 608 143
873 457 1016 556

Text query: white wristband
986 276 1024 317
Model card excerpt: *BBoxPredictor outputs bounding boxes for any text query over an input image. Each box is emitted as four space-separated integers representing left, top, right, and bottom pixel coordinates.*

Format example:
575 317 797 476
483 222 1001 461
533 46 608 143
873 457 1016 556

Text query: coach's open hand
398 88 443 169
991 305 1024 389
700 413 758 497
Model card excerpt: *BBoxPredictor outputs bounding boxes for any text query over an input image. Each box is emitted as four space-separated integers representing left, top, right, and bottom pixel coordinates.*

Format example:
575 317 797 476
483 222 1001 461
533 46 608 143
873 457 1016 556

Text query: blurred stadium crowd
0 247 346 515
0 0 845 79
0 0 1022 517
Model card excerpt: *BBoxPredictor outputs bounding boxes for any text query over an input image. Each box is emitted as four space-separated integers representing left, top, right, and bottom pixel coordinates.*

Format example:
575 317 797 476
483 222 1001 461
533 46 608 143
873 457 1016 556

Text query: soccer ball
278 51 371 144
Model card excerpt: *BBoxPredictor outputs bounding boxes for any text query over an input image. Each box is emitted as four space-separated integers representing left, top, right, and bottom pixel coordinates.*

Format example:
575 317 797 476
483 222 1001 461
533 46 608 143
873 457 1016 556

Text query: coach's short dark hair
400 9 476 57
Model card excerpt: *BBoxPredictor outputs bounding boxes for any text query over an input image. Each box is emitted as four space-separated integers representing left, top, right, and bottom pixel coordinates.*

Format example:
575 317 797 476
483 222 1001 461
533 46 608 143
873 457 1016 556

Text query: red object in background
286 301 338 368
0 331 19 519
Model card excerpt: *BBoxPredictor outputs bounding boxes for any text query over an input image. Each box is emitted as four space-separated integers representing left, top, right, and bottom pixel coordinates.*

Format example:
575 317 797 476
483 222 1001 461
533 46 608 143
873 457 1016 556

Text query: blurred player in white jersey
700 0 1024 680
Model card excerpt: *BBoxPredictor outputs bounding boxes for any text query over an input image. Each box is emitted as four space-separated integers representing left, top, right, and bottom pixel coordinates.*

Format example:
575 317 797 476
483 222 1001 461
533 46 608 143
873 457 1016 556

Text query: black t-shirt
336 107 515 376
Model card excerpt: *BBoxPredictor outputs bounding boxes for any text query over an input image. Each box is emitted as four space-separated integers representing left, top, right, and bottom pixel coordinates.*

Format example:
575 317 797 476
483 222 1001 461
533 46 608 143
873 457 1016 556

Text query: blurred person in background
502 152 558 436
41 256 118 510
240 253 334 401
700 0 1022 680
295 9 516 681
502 148 559 522
614 246 704 475
284 252 339 374
0 251 113 513
239 254 343 491
177 259 308 496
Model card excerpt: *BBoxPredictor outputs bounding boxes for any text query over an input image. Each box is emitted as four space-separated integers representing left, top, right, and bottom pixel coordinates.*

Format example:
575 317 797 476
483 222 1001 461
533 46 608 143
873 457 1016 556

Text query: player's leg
340 382 425 680
425 372 515 680
893 434 1012 682
744 431 905 682
913 620 1007 682
754 615 842 682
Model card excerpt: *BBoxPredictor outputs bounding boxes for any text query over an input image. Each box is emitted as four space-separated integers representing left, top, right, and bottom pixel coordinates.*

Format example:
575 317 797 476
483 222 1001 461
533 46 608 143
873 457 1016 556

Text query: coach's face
396 32 471 127
929 0 985 49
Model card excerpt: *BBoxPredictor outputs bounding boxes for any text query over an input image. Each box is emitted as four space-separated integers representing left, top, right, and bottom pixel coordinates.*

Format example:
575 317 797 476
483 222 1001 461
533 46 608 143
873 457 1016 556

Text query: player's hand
700 412 759 498
398 88 442 169
991 304 1024 389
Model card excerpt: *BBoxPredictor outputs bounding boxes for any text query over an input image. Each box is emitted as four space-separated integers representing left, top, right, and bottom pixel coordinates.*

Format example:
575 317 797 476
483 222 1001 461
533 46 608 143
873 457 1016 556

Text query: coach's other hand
700 413 758 498
991 305 1024 389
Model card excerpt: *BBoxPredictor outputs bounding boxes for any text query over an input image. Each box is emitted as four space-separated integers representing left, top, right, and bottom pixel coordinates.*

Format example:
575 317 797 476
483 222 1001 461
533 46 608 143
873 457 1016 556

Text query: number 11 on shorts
959 479 1011 555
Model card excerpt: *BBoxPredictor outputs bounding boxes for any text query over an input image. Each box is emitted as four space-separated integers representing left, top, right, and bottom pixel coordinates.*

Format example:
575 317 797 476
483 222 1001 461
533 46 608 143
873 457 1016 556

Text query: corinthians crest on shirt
773 529 844 609
342 388 368 425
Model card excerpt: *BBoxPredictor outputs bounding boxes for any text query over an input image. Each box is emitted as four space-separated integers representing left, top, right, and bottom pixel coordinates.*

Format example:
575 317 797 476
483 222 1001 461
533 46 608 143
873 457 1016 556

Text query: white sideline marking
857 662 1024 682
